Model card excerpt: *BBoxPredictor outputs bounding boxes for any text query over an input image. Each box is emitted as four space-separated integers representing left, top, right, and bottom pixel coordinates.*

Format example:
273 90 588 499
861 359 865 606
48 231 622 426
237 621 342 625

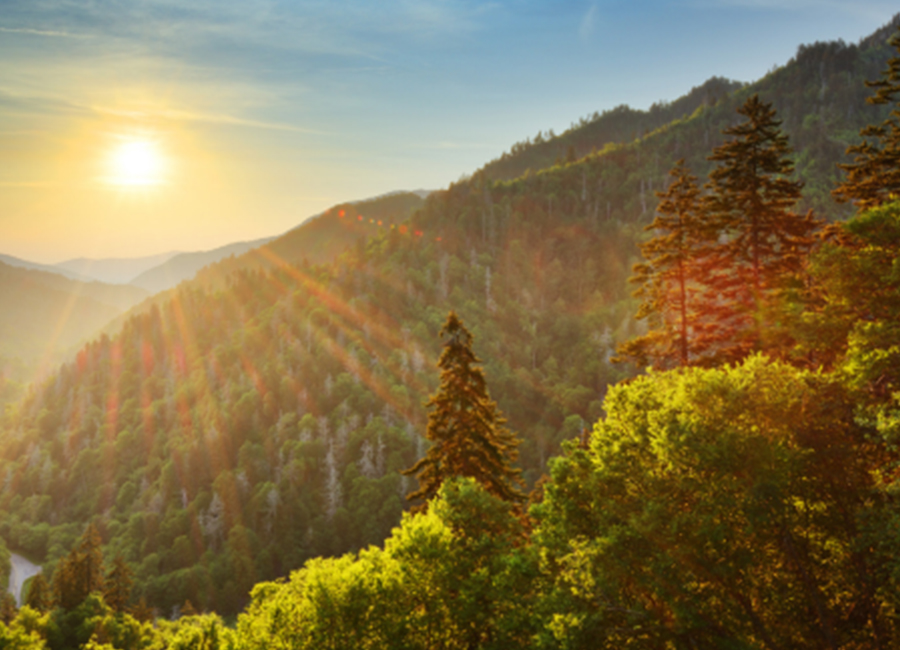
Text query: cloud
579 3 598 41
91 105 328 135
0 26 91 38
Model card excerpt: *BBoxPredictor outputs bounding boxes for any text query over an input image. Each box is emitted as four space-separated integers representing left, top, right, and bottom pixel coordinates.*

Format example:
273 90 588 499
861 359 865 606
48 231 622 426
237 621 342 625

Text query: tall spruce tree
52 523 105 611
703 94 817 362
403 312 524 511
616 159 714 368
833 26 900 209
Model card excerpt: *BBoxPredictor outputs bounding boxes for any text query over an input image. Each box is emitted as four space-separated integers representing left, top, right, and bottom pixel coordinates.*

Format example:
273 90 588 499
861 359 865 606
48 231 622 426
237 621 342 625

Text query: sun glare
106 138 166 187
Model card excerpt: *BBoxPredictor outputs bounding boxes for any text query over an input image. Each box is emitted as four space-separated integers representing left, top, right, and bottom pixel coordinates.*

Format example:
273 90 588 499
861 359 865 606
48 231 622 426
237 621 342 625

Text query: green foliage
834 26 900 209
404 312 525 510
701 94 818 362
0 538 9 592
233 477 536 650
534 356 896 648
23 576 51 616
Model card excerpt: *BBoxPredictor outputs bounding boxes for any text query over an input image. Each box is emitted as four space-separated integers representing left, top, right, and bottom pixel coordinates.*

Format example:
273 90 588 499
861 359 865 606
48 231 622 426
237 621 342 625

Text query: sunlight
105 137 167 187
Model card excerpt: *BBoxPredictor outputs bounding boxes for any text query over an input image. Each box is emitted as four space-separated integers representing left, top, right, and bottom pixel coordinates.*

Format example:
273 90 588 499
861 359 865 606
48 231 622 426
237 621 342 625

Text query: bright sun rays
105 137 167 187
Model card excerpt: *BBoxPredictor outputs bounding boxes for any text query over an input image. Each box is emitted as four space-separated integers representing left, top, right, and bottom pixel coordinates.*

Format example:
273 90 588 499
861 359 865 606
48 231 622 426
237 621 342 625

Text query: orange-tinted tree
617 159 714 368
703 94 817 362
403 312 525 511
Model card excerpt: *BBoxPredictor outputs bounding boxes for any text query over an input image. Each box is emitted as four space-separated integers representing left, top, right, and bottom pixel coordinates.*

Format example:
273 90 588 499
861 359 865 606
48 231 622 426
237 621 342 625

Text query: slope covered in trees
0 262 150 406
478 15 900 223
2 15 900 637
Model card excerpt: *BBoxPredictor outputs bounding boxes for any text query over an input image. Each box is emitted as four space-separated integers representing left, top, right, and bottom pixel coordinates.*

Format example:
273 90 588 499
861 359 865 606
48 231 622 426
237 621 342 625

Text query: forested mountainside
191 191 425 289
479 15 900 222
1 15 900 626
0 190 633 613
0 263 150 406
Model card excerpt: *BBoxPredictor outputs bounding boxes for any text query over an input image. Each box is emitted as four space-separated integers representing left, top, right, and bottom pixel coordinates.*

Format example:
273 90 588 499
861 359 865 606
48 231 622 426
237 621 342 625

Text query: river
7 552 42 606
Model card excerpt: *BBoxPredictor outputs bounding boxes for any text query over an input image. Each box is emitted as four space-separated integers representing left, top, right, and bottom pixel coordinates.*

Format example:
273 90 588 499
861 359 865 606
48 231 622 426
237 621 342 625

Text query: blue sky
0 0 897 263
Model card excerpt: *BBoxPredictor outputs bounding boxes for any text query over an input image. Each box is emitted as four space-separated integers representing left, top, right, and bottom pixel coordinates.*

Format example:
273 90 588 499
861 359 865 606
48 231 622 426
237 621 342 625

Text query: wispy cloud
579 3 598 41
0 26 91 38
92 105 328 135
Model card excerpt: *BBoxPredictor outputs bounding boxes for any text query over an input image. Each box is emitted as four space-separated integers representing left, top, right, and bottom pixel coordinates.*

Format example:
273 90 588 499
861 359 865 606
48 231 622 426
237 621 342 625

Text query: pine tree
103 555 133 613
24 573 51 613
52 522 105 611
616 159 715 368
833 27 900 209
703 94 817 361
0 592 16 624
403 312 525 511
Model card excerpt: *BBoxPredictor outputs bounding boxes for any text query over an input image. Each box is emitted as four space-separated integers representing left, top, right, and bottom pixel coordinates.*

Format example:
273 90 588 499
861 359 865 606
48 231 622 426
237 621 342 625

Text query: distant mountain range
0 261 150 371
54 251 183 285
129 237 275 293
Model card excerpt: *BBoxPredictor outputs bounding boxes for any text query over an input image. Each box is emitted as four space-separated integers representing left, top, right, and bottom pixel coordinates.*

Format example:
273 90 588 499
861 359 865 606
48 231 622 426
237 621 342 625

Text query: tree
0 592 16 625
833 27 900 209
616 159 715 368
703 94 817 361
535 357 895 648
103 556 133 614
24 574 51 613
53 523 105 611
403 312 525 511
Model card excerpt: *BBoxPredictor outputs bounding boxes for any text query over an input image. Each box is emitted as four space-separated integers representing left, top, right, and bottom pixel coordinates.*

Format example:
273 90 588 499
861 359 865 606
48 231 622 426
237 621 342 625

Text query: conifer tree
833 27 900 209
52 523 105 611
24 574 51 613
616 159 714 368
403 312 525 511
103 555 133 613
703 94 817 361
0 592 15 624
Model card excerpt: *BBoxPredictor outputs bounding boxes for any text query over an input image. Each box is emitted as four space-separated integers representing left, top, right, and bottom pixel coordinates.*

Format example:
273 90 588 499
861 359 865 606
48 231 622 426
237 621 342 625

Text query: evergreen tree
403 312 525 511
24 574 51 613
52 523 105 611
103 556 133 614
833 27 900 209
0 592 15 624
616 159 714 368
703 94 817 361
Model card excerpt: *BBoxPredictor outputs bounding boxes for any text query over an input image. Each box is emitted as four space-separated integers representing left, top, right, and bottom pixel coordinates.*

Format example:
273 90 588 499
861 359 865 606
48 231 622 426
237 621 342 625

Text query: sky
0 0 897 264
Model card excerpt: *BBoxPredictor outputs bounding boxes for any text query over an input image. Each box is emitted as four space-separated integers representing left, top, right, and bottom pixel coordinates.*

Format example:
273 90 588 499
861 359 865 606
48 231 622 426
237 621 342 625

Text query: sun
106 138 166 187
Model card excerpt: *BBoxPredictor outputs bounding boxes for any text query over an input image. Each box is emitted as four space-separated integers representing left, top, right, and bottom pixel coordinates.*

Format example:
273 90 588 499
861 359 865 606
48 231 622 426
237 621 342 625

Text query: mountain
192 191 426 288
54 252 181 285
1 16 898 618
129 237 275 294
0 253 93 283
0 261 149 379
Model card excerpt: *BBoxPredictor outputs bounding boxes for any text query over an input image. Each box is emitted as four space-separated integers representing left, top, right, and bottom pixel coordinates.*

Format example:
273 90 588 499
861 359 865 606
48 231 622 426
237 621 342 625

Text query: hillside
192 191 426 288
1 16 899 621
0 262 149 384
129 237 275 294
54 252 181 285
477 16 899 223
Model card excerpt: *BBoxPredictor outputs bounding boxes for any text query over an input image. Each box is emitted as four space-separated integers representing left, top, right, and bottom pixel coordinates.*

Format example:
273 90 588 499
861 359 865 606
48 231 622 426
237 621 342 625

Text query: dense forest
2 14 900 650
